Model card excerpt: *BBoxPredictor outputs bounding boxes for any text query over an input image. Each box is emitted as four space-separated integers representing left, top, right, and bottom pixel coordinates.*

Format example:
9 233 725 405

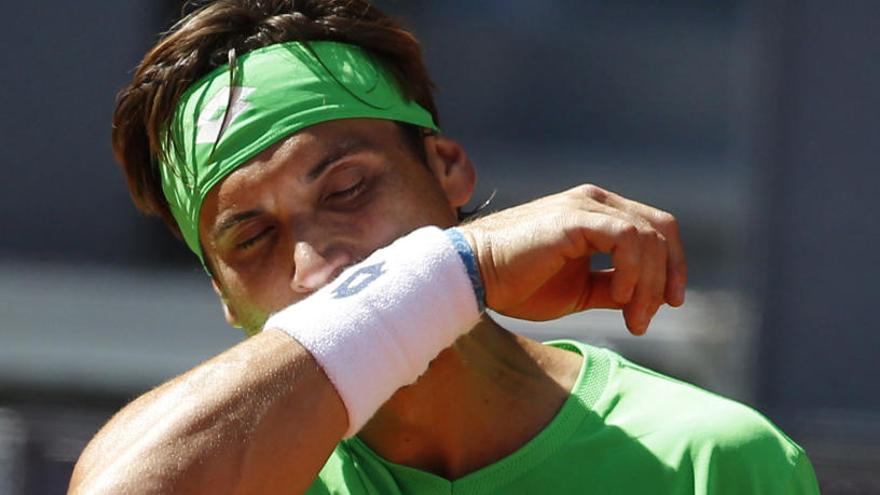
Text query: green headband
159 41 439 262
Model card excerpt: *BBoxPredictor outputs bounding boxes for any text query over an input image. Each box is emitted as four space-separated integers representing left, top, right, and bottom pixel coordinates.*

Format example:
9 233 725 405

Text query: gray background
0 1 877 493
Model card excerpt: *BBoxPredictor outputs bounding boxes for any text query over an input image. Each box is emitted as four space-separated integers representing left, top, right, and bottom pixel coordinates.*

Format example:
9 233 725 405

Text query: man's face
198 118 475 334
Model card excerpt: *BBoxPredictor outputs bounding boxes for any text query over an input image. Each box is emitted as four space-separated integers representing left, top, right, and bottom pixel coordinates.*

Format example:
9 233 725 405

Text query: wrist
445 227 486 312
264 226 481 437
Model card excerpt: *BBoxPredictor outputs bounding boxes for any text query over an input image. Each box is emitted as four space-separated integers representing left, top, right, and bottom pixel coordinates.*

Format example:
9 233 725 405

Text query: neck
356 316 583 480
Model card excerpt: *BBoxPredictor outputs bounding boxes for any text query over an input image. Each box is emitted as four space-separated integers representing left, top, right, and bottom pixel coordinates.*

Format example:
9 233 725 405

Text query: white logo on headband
196 86 256 145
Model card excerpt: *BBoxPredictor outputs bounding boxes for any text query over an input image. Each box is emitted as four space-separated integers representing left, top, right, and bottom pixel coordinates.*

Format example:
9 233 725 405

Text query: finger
586 205 652 306
576 203 649 306
596 191 687 307
659 214 687 306
623 233 667 335
610 240 641 305
577 269 623 310
568 212 643 305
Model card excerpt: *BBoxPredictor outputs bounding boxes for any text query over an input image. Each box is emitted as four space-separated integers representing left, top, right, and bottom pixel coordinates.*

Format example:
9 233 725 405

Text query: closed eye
326 178 366 201
237 226 274 250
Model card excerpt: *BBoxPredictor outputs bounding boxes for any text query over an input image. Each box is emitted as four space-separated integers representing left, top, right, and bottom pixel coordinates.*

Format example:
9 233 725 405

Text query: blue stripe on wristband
445 227 486 312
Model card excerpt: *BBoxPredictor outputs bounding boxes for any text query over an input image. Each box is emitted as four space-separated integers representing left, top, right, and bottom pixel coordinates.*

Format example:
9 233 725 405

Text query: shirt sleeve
785 452 821 495
679 397 820 495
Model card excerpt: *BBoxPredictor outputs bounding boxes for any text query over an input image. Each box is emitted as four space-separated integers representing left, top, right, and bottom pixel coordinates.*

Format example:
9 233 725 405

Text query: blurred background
0 0 877 493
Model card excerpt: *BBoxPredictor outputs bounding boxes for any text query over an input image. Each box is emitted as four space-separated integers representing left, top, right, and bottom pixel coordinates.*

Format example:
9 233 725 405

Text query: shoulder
611 349 794 448
586 344 819 492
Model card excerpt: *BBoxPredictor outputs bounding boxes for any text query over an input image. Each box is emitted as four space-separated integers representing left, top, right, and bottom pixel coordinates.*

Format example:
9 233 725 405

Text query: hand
458 184 687 335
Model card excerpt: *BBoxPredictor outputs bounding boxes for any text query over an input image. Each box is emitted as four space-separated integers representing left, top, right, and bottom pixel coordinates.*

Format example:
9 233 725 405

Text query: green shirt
307 340 819 494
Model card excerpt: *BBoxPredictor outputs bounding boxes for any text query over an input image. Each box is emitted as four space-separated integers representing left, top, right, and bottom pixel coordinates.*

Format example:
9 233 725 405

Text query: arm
71 184 686 494
69 226 479 495
69 330 346 495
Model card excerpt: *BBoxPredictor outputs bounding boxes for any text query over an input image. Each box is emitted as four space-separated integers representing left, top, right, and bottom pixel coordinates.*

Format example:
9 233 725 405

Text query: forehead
220 118 401 189
197 118 410 229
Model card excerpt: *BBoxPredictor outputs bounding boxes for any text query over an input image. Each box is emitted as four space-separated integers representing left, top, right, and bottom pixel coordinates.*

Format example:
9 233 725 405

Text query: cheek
393 188 460 230
351 184 445 252
369 170 458 231
217 263 295 331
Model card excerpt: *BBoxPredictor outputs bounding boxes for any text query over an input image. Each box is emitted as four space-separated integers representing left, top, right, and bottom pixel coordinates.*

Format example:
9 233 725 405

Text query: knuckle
655 211 679 233
657 231 668 247
576 183 608 202
638 227 662 245
619 223 640 242
655 234 669 256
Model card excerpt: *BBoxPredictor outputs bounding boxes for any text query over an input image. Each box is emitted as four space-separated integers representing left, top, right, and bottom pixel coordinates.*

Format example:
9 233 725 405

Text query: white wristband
263 226 481 437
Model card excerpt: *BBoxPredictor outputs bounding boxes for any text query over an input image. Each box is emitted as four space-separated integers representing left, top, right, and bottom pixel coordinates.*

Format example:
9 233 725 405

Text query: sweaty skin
70 118 686 493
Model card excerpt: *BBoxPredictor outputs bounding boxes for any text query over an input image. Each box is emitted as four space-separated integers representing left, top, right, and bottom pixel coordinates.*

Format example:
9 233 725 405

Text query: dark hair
112 0 438 238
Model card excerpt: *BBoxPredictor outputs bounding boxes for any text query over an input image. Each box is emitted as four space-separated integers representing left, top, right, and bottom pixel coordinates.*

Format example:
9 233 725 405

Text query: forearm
71 226 482 494
70 330 346 495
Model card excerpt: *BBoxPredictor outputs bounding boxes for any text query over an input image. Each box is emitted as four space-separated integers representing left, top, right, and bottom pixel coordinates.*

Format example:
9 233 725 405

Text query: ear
424 135 477 208
211 278 242 329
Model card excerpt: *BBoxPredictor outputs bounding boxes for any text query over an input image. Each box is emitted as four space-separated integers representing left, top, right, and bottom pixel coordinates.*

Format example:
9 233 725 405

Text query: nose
291 241 352 294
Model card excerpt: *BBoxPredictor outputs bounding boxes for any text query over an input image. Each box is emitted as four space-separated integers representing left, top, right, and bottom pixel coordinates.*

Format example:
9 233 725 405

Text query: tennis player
70 1 819 493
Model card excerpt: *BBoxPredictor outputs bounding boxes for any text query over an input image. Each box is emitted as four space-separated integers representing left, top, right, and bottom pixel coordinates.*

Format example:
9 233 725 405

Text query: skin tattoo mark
332 262 386 299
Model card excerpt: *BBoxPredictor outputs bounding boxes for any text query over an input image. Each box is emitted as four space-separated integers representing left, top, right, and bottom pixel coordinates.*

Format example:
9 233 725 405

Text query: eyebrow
305 137 372 182
211 137 374 240
213 209 263 239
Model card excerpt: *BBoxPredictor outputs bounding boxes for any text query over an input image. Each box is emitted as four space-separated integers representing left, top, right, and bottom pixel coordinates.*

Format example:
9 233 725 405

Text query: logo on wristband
332 262 386 299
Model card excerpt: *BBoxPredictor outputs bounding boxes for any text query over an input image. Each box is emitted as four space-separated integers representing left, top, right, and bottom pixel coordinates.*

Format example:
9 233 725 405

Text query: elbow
68 459 94 494
68 447 106 495
68 440 128 495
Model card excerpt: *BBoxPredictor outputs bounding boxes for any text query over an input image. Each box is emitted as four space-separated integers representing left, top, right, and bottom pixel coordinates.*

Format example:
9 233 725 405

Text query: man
71 0 819 493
